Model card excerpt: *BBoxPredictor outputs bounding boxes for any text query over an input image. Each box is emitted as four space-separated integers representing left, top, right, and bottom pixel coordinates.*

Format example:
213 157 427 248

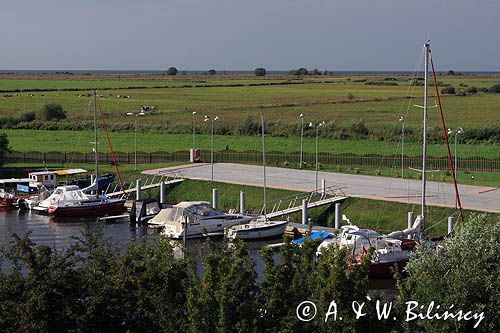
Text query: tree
398 214 500 332
208 69 216 75
311 69 321 75
447 69 456 75
254 68 267 76
166 67 178 75
297 68 309 76
40 103 66 121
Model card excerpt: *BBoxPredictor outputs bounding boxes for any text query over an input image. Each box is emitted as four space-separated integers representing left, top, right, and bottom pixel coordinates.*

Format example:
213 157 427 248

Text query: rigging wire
364 45 424 230
95 96 126 194
69 99 92 165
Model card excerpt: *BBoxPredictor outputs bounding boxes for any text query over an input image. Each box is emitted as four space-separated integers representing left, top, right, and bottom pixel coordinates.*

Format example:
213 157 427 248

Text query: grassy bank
2 162 497 235
3 130 499 158
160 179 499 236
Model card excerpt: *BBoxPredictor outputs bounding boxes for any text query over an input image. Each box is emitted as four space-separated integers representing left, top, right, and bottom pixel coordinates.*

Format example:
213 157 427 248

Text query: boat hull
48 199 126 217
0 197 16 208
226 221 288 241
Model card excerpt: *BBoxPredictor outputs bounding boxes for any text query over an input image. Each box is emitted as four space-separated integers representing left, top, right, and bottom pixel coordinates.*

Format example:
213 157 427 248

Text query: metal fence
7 150 500 172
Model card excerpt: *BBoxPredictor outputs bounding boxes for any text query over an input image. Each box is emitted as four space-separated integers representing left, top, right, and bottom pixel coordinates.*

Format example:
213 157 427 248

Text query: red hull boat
48 199 126 217
0 197 17 208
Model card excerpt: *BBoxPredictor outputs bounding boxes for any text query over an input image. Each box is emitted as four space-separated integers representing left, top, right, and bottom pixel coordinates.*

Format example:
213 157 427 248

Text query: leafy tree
297 68 309 76
167 66 178 75
254 68 267 76
40 103 66 121
208 69 216 75
447 69 456 75
0 133 10 167
398 214 500 332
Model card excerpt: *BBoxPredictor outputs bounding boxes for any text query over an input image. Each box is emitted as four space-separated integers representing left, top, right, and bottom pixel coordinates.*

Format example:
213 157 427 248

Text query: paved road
144 163 500 213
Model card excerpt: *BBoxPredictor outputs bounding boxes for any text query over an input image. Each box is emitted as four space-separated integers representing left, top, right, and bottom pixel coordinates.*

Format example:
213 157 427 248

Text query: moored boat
148 201 253 239
225 220 288 240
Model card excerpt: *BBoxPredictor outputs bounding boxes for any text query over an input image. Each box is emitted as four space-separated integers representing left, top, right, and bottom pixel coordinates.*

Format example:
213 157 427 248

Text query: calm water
0 208 275 279
0 208 396 291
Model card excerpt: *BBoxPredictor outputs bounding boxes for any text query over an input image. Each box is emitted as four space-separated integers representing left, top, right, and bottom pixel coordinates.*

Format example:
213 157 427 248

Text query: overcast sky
1 0 499 71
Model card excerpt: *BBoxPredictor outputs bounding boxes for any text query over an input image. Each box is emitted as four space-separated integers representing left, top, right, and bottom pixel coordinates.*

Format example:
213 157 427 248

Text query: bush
466 86 478 94
40 103 66 121
478 87 489 93
254 68 267 77
208 69 216 75
349 118 369 138
489 83 500 93
456 90 466 96
0 132 10 166
441 86 456 94
19 111 36 122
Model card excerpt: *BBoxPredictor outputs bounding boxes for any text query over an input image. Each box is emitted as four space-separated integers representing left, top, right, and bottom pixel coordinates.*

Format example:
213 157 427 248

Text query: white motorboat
225 219 288 240
148 201 253 239
31 185 94 212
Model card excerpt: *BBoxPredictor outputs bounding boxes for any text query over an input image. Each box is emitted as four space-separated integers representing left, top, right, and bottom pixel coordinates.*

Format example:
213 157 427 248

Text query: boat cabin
29 171 56 188
0 178 37 195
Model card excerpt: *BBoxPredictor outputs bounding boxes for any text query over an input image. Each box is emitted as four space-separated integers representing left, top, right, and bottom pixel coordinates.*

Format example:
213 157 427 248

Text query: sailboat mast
421 42 430 222
93 90 99 193
261 113 267 221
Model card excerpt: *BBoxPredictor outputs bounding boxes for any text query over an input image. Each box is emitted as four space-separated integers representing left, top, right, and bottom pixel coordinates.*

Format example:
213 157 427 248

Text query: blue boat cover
292 231 333 245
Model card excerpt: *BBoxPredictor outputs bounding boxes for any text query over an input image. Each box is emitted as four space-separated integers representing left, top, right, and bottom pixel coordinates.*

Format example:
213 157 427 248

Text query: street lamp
310 121 325 191
205 115 219 182
299 113 304 169
399 116 405 179
192 111 197 150
126 111 145 171
447 127 464 208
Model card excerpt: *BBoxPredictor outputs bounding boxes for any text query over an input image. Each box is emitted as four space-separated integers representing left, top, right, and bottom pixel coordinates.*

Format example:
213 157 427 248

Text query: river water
0 208 396 291
0 207 276 278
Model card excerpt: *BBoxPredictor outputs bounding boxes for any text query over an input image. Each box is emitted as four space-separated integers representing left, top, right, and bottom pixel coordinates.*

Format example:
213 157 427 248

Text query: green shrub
40 103 66 121
19 111 36 122
441 86 456 94
455 90 466 96
466 86 478 94
489 83 500 93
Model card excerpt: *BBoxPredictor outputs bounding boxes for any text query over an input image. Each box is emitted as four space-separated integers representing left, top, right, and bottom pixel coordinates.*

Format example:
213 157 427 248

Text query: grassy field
3 130 499 158
0 73 498 128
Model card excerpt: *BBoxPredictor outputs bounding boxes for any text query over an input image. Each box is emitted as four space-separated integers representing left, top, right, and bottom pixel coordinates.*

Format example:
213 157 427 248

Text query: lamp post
192 111 197 150
299 113 304 169
126 111 145 171
399 116 405 178
205 115 219 182
310 121 325 191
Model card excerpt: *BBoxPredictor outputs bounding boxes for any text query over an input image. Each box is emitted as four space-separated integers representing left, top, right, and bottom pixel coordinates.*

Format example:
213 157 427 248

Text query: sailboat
225 114 288 240
316 41 462 278
47 91 126 217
